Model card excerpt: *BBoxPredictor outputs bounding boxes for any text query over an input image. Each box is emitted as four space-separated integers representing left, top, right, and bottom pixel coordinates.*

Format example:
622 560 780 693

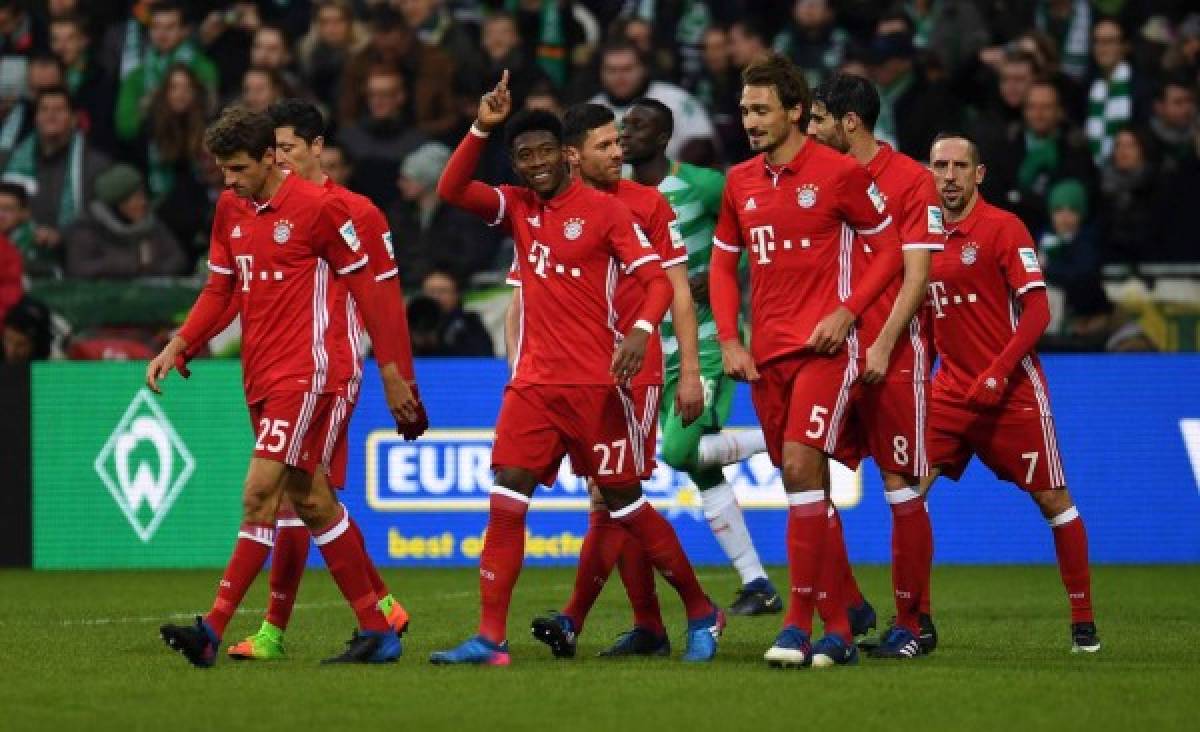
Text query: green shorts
660 352 734 433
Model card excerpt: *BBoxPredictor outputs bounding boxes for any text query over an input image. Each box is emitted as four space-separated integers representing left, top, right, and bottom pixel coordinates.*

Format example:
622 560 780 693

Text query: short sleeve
607 200 661 274
355 202 399 281
836 163 892 235
206 197 234 276
712 180 743 253
899 171 945 251
997 216 1045 296
314 194 370 276
651 193 687 268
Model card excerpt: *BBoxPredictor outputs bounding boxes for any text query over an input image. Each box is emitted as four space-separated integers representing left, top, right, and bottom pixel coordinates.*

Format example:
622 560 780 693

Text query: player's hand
675 370 704 427
612 328 649 384
173 352 192 379
688 273 709 304
807 305 855 354
720 339 759 382
860 340 893 384
380 362 421 427
966 368 1007 409
395 382 430 441
145 337 186 394
476 69 512 132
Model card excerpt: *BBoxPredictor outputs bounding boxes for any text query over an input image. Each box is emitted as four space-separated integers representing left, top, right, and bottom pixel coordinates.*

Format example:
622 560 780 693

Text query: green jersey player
622 98 780 616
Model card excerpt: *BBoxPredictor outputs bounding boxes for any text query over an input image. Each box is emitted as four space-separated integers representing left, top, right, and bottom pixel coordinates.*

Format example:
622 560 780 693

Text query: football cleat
385 601 411 637
598 626 671 657
868 626 922 660
531 612 577 659
320 629 401 664
811 634 859 668
227 627 285 661
764 625 812 669
429 635 511 666
847 598 877 640
682 606 725 662
918 613 938 654
728 578 783 616
1071 622 1101 653
160 616 220 668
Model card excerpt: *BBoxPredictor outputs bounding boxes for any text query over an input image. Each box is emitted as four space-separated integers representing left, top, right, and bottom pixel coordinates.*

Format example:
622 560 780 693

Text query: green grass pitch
1 564 1194 731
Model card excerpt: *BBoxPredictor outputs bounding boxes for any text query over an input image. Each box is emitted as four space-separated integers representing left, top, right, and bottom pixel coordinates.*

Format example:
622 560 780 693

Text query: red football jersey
324 178 400 401
203 176 370 404
509 178 684 385
928 197 1049 407
713 141 894 365
855 142 944 382
493 178 664 385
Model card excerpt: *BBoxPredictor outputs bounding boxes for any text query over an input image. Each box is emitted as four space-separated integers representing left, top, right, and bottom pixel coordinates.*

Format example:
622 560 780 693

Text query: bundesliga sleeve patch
339 220 361 252
382 231 395 259
927 206 945 234
867 182 886 213
1018 247 1041 273
668 220 686 250
634 223 653 249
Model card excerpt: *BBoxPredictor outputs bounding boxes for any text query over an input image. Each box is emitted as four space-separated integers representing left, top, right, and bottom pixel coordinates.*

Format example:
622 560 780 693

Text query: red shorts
249 391 352 486
492 382 661 488
750 352 858 466
926 387 1066 492
835 377 930 477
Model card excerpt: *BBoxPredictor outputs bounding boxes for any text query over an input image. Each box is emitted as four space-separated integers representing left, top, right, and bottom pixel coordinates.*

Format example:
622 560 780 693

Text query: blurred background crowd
1 0 1198 365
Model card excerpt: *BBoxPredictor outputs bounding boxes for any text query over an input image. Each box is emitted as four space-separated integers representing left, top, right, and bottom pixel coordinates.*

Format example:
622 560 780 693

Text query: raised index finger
497 69 510 92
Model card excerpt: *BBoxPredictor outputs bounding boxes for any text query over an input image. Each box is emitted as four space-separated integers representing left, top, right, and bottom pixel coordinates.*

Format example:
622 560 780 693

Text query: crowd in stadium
0 0 1197 363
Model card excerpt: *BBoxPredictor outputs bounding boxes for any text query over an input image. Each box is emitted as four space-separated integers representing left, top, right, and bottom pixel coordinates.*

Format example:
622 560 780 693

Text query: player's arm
968 226 1051 408
147 207 235 393
810 167 903 354
710 183 758 381
862 177 944 383
609 208 673 383
654 197 703 424
436 71 511 224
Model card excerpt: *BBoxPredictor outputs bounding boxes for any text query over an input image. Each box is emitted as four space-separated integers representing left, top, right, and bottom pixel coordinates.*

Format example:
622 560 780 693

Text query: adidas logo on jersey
231 225 243 238
744 197 757 211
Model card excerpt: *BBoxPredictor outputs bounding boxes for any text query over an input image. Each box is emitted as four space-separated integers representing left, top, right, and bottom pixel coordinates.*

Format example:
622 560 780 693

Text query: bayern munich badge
563 217 584 240
961 243 978 265
272 220 293 244
797 183 819 208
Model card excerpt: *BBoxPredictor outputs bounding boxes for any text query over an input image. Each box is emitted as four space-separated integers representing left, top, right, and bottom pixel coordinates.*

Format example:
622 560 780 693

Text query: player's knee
241 479 276 521
587 481 607 512
597 484 642 511
494 467 537 497
1031 487 1073 519
881 471 918 493
780 450 823 489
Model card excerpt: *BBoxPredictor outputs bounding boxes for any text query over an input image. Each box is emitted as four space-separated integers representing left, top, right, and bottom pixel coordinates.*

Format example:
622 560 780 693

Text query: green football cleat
227 623 286 660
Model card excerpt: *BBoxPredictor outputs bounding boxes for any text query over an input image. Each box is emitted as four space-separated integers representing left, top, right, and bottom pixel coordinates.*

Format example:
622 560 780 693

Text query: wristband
470 124 491 138
633 319 654 334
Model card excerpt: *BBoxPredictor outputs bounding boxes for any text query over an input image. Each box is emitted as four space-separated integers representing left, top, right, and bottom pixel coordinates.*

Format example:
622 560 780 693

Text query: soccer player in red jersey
526 102 707 659
922 133 1100 653
807 73 943 659
147 106 420 666
708 54 904 669
432 73 723 665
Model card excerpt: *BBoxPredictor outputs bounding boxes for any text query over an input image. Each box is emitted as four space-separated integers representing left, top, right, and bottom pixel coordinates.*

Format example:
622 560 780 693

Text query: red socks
817 507 852 643
612 496 712 621
349 516 388 599
265 512 309 630
562 510 627 633
887 487 932 634
784 491 828 635
1050 507 1094 623
312 506 389 633
478 490 530 643
616 534 665 635
205 523 274 638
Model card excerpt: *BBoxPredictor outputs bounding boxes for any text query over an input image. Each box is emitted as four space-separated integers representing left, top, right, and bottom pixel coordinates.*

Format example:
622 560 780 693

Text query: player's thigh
925 392 974 482
250 391 338 477
974 407 1067 492
780 353 857 457
566 384 661 488
861 378 931 479
750 358 799 467
492 383 568 488
242 456 290 519
659 375 708 470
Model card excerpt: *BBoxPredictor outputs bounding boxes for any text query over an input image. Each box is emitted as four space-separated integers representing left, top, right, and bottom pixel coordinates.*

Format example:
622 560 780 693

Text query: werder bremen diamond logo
94 389 195 542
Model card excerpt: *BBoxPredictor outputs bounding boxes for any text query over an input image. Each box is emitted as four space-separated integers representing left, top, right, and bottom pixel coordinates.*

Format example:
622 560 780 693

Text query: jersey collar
945 193 989 236
252 171 297 214
543 177 584 210
762 136 813 180
865 141 895 178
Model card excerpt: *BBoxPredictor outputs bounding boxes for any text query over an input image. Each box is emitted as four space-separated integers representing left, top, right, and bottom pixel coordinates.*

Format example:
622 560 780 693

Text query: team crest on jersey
272 220 293 244
961 242 978 266
796 183 819 208
563 217 584 240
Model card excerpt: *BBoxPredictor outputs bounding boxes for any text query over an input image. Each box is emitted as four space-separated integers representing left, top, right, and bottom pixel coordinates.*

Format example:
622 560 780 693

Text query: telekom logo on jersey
233 255 284 291
927 281 980 318
747 225 811 265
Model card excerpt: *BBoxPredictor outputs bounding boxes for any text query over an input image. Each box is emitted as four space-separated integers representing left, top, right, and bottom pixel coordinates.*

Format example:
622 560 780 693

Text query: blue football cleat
682 605 725 662
160 616 220 668
321 628 402 664
868 625 922 660
598 626 671 657
764 625 812 668
848 598 877 640
531 612 577 658
811 634 859 668
429 635 511 666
